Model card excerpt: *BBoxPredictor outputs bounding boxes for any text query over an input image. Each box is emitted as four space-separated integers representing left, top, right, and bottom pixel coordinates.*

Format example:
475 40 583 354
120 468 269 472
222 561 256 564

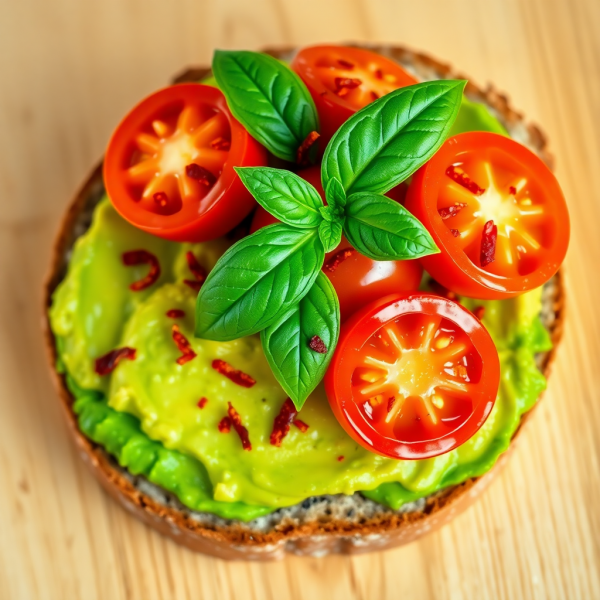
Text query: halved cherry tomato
405 132 569 299
325 293 499 459
104 84 267 242
292 45 418 145
250 166 421 321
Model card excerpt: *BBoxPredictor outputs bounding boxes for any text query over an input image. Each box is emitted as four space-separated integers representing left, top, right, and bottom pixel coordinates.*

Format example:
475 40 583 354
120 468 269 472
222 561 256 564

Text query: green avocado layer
49 96 550 522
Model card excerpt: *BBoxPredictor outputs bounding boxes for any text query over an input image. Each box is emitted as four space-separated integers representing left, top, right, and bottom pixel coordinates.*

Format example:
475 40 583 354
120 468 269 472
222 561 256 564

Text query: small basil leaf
261 272 340 408
344 192 439 260
322 80 466 195
325 176 347 211
235 167 323 229
212 50 319 162
319 205 341 223
195 225 324 340
318 219 343 253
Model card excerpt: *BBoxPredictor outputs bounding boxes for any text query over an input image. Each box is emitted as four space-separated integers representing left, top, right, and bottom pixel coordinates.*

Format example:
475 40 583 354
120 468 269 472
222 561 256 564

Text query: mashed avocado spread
49 97 550 522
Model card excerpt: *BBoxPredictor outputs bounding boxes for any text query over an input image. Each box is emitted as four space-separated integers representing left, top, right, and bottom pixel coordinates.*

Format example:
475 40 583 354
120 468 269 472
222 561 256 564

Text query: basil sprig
212 50 319 162
196 76 465 409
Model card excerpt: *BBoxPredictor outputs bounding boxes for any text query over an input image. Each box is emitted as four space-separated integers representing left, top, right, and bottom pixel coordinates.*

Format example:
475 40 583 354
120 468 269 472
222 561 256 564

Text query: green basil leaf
318 219 343 253
325 176 347 211
235 167 323 229
212 50 319 162
261 272 340 408
195 225 324 340
322 80 466 195
344 192 439 260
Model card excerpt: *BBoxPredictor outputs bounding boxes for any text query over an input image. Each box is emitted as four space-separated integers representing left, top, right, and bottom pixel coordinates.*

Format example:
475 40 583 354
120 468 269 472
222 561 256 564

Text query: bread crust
43 44 565 560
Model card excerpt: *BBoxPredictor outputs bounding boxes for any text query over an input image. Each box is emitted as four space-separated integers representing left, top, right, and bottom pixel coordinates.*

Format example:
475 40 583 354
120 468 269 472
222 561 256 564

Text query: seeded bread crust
43 44 565 560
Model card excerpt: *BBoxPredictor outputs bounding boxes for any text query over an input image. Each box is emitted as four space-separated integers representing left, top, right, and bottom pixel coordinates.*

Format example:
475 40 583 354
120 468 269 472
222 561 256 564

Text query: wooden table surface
1 0 599 598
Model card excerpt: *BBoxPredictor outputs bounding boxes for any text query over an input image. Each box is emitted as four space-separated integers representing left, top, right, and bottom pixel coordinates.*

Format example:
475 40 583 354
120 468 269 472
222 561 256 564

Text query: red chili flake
334 77 362 96
197 397 208 409
428 279 459 301
183 251 207 291
387 396 396 413
324 248 355 273
218 416 231 433
438 202 467 220
227 402 252 450
153 191 169 208
171 324 197 365
270 398 297 447
337 59 354 69
309 335 328 354
166 309 185 319
212 359 256 388
473 306 486 320
211 136 231 151
480 220 498 268
509 186 517 196
337 455 345 462
370 90 380 101
446 165 485 195
374 68 384 80
296 130 320 166
293 419 309 433
185 163 217 187
94 347 136 376
450 228 461 237
122 250 161 291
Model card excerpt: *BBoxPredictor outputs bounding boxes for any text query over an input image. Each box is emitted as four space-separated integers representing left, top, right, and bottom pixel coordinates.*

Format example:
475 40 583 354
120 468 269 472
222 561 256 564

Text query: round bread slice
43 43 565 560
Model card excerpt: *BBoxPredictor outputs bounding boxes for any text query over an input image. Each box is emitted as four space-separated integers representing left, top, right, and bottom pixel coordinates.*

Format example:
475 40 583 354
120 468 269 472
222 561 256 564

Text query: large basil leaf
261 272 340 408
235 167 323 228
212 50 319 162
322 80 465 195
195 225 324 340
344 192 438 260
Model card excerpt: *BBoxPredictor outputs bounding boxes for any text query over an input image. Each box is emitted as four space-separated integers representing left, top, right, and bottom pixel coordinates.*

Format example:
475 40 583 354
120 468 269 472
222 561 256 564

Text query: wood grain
0 0 598 598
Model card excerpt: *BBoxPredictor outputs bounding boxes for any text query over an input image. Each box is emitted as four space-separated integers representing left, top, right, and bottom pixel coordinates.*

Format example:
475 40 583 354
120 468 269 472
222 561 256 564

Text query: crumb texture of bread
45 44 564 560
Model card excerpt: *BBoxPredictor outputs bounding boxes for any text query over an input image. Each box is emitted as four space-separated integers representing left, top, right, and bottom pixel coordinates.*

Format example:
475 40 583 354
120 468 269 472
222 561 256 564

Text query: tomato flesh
250 165 421 321
104 84 267 242
405 132 569 299
325 293 499 459
292 45 418 145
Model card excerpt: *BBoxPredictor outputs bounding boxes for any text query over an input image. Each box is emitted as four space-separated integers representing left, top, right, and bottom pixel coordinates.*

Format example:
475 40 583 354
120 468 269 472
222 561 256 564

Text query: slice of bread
43 43 565 560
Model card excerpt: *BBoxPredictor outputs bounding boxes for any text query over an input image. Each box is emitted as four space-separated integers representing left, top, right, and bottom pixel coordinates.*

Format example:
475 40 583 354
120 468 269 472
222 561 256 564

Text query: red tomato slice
104 84 267 242
405 132 569 299
291 45 418 145
250 166 421 320
325 293 499 459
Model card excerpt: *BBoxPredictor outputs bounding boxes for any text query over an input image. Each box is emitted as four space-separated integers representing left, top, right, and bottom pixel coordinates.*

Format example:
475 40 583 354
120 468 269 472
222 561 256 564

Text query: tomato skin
405 132 569 299
292 45 418 146
104 84 267 242
250 166 421 320
324 293 500 460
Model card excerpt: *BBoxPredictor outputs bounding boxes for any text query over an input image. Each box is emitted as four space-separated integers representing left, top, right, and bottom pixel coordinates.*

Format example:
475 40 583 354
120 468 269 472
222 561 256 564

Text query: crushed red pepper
296 130 320 166
449 228 461 237
473 306 486 320
270 398 297 447
337 455 345 462
211 359 256 388
370 90 380 101
374 68 384 80
480 220 498 267
438 202 467 220
166 309 185 319
185 163 216 187
446 165 485 195
337 58 354 69
183 251 208 292
122 250 161 291
171 324 197 365
227 402 252 450
334 77 362 96
197 397 208 409
293 419 309 433
509 186 517 195
387 396 396 413
218 416 231 433
94 347 136 376
309 335 328 354
324 248 355 273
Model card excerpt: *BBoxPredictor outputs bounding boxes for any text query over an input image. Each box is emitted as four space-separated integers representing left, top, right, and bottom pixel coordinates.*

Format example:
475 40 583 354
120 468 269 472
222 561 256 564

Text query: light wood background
1 0 599 598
